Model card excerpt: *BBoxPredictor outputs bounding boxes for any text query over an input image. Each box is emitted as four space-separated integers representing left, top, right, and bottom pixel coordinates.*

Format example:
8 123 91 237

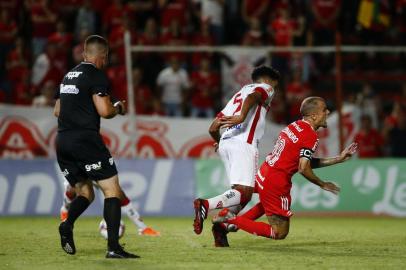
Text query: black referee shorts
56 130 118 186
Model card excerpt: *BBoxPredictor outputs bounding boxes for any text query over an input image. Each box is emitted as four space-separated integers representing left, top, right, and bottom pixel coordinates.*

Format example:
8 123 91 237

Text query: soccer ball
99 219 125 239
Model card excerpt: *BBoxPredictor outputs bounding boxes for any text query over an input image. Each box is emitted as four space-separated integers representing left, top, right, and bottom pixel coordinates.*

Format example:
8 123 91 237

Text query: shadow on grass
230 239 403 259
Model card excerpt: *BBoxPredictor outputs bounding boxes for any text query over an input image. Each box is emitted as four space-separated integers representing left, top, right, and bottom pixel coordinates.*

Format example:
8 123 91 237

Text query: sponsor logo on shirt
226 123 242 131
60 84 79 94
66 71 82 79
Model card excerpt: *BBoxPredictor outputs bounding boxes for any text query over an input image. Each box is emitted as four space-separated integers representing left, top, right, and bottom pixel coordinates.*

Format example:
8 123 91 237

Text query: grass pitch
0 216 405 270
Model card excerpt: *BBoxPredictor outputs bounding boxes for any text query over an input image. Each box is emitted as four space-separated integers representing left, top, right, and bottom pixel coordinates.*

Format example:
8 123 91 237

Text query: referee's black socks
104 197 121 251
66 196 90 227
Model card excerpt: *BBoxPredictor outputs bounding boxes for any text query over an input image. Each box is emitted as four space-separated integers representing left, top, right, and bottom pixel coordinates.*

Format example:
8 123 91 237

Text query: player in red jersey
213 96 357 241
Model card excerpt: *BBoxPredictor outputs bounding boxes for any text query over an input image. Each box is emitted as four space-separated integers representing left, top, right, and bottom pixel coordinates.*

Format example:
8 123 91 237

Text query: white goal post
124 30 406 151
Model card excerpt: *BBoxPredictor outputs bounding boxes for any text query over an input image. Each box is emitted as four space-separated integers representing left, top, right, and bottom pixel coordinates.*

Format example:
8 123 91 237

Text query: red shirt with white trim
258 120 319 192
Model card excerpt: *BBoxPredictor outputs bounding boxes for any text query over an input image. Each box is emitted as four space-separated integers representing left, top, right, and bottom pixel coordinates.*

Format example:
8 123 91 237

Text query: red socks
228 216 273 238
120 196 130 207
240 202 265 220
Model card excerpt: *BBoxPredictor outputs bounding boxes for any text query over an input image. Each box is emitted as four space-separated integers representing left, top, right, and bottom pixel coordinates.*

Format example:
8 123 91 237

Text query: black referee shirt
55 62 110 132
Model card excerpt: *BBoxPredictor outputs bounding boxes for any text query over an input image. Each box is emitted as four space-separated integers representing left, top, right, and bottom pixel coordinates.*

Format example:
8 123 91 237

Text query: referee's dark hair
251 66 280 82
300 96 325 117
84 35 108 51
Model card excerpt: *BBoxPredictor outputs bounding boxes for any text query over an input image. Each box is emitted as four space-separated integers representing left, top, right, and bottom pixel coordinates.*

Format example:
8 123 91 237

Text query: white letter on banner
373 166 406 217
144 160 173 212
300 184 320 208
0 175 8 213
394 183 406 208
9 173 55 214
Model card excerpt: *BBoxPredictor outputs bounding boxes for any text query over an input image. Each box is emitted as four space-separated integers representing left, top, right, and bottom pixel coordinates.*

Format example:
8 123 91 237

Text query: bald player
213 97 357 243
54 35 139 258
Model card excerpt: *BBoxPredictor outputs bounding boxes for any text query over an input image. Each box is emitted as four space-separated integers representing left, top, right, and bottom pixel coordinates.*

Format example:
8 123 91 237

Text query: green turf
0 216 405 270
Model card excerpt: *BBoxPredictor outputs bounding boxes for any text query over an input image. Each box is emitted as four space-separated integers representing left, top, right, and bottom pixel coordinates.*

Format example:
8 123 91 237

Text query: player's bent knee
272 230 288 240
275 232 288 240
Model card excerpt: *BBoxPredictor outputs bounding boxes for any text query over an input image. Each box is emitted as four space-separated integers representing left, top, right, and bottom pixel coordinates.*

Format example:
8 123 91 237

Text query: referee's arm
54 99 60 117
93 94 126 119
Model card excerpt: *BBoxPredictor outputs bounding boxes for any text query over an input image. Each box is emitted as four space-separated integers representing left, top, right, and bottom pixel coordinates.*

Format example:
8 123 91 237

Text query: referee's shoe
59 222 76 255
106 245 140 259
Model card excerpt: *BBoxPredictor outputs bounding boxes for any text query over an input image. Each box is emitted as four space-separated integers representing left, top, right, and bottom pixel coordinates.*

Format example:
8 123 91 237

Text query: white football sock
207 189 241 210
122 202 147 230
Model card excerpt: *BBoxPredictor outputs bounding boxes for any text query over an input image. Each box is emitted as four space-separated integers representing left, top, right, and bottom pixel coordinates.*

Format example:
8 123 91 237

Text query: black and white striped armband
299 148 314 160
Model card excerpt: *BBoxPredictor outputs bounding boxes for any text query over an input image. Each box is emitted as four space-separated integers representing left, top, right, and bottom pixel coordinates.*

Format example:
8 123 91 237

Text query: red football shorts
255 167 293 218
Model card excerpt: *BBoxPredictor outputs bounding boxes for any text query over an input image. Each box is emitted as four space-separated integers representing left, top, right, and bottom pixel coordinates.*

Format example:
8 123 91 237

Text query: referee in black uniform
54 35 138 259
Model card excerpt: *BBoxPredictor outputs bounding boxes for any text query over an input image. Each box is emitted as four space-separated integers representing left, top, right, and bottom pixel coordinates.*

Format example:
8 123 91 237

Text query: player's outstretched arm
220 91 262 128
54 99 60 117
298 157 340 195
311 142 358 169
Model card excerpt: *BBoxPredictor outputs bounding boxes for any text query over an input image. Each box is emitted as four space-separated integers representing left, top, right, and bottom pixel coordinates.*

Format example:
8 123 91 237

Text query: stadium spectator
102 0 132 34
74 0 96 41
160 19 188 63
54 0 83 27
11 69 32 105
30 0 57 58
356 82 380 129
193 66 280 247
309 0 341 46
32 80 56 107
196 0 225 45
353 114 384 158
137 17 162 88
268 7 303 77
0 9 18 78
285 69 311 121
31 42 64 94
156 56 190 117
108 15 137 63
308 0 341 73
158 0 189 33
5 37 30 85
191 19 215 68
132 67 157 115
241 18 264 46
138 17 160 46
241 0 270 26
212 97 357 243
126 0 156 28
386 106 406 157
72 29 89 65
190 57 220 118
48 20 74 73
382 102 404 152
106 52 127 101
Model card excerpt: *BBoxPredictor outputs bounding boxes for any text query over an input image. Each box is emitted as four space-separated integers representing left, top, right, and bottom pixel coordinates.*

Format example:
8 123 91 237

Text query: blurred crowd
0 0 405 156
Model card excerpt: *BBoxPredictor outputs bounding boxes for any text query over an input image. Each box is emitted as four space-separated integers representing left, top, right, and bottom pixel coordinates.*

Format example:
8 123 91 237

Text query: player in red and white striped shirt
213 97 357 242
193 66 280 247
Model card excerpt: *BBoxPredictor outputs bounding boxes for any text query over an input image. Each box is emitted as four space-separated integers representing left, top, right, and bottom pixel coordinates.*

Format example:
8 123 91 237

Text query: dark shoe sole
59 222 76 255
212 224 230 247
193 199 205 235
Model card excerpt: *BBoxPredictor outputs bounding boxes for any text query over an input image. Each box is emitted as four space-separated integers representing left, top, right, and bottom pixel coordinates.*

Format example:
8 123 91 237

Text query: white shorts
218 137 258 187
